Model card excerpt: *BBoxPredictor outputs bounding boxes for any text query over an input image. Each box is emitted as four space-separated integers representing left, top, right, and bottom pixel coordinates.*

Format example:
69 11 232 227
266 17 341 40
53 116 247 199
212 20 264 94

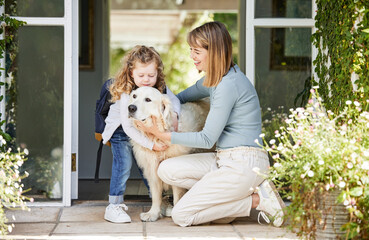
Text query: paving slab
7 222 55 235
53 221 143 234
146 231 242 240
145 221 234 233
6 207 61 223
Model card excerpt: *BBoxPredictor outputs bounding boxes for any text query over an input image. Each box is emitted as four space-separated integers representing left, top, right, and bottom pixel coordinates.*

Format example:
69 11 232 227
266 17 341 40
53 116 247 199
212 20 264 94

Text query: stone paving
4 200 299 240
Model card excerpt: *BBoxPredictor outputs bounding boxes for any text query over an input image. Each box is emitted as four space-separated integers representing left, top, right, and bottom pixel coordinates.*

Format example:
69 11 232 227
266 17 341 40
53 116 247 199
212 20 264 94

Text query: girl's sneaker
256 180 285 227
104 203 131 223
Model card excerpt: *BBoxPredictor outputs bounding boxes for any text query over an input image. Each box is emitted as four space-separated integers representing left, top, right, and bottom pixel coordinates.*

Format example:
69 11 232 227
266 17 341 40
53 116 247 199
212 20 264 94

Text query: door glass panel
5 0 64 17
255 0 312 18
255 27 311 111
6 26 64 201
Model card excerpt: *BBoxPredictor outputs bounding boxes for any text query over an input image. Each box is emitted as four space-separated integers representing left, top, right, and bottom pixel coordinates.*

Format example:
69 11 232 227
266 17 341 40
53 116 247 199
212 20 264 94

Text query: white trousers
157 146 270 227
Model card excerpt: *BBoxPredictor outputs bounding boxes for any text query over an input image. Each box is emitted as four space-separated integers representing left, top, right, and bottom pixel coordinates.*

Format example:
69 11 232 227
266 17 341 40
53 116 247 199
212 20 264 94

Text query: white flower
325 184 330 191
269 139 276 145
274 163 282 168
347 162 354 169
312 86 319 89
354 101 360 107
362 161 369 170
343 200 350 206
272 154 279 159
24 149 29 155
318 160 324 165
307 170 314 177
339 181 346 188
254 139 259 144
275 134 281 138
346 100 352 105
300 174 305 179
259 133 265 138
363 151 369 157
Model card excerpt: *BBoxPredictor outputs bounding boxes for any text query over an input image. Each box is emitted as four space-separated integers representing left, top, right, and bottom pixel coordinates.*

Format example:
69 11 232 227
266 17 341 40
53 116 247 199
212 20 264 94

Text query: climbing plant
0 0 30 237
312 0 369 114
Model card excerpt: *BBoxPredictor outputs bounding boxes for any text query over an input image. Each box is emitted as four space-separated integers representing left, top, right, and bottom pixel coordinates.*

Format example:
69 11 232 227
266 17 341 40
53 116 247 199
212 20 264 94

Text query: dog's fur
128 86 210 222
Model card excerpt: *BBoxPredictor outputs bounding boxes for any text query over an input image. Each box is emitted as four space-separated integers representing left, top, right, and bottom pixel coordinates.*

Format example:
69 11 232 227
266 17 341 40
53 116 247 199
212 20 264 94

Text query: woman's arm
171 82 236 149
138 81 236 149
176 77 209 103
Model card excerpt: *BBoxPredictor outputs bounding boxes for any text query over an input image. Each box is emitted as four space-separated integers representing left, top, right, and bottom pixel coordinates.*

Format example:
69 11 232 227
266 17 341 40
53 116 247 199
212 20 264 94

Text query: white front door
4 0 78 206
244 0 316 111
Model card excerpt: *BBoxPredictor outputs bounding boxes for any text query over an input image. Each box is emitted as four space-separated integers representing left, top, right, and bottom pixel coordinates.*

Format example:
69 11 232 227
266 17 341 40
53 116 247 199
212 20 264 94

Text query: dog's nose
128 104 137 113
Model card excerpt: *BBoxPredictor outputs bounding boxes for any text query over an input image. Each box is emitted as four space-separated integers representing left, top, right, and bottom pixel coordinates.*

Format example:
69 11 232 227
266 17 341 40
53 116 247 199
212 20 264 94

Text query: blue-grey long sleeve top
171 65 263 150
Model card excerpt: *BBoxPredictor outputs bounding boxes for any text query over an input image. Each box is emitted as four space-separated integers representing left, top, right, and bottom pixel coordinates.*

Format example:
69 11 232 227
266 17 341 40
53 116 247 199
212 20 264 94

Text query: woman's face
131 61 158 88
190 45 208 72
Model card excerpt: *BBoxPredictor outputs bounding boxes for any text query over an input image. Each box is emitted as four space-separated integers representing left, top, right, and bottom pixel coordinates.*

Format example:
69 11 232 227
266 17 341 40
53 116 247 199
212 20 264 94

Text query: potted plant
261 88 369 239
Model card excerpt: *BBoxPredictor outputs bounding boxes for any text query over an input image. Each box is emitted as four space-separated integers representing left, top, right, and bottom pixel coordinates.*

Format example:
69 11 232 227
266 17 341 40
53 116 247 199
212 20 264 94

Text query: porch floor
4 200 299 240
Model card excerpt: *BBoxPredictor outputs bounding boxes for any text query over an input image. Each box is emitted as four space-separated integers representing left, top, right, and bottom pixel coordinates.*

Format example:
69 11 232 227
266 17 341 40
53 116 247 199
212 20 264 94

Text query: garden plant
0 0 30 236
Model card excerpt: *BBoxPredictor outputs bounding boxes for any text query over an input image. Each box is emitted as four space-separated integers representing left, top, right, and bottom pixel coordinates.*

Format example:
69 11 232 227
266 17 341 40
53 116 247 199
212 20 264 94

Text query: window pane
6 0 64 17
7 26 64 201
255 28 311 111
255 0 312 18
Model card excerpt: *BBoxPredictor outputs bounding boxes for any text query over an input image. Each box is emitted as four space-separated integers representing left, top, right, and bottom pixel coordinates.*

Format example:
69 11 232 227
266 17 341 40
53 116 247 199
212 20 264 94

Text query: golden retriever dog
128 86 209 222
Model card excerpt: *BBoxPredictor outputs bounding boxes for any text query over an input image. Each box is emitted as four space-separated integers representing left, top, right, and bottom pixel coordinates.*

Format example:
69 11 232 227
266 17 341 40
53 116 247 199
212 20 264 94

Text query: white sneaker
104 203 131 223
256 180 285 227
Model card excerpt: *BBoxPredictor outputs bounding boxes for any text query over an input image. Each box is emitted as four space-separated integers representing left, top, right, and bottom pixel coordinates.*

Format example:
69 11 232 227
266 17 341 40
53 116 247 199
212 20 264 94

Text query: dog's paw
140 211 160 222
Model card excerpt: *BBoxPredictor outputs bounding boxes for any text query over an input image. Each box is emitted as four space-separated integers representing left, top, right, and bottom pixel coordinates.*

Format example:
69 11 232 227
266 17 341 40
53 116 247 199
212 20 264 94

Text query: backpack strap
95 140 104 183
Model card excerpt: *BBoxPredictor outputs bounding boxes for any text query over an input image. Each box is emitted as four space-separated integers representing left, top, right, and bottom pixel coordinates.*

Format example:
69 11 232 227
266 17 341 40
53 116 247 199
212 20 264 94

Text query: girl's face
189 45 208 72
131 61 158 87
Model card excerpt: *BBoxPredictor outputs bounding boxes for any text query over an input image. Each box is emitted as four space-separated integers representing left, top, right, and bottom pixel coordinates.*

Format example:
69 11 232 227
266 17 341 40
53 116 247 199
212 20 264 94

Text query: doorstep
4 200 298 240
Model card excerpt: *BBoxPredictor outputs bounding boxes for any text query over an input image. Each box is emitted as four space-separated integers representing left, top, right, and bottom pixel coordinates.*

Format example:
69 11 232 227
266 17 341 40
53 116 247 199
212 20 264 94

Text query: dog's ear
160 95 173 130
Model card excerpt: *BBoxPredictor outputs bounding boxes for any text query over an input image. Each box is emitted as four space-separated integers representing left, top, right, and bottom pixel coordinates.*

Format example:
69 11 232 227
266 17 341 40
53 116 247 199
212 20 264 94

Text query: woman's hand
153 143 168 151
135 116 172 143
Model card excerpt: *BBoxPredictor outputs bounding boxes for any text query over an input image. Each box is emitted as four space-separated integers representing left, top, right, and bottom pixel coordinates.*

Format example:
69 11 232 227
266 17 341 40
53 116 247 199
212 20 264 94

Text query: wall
78 0 112 179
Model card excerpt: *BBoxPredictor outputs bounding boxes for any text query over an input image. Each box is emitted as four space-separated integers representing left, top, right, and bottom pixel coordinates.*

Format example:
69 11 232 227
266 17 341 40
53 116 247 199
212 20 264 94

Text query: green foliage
312 0 369 114
0 0 29 237
262 89 369 239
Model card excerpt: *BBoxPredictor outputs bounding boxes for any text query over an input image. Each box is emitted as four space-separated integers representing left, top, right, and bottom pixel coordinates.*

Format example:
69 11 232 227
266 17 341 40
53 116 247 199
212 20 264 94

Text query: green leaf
354 210 364 220
349 187 363 197
362 29 369 34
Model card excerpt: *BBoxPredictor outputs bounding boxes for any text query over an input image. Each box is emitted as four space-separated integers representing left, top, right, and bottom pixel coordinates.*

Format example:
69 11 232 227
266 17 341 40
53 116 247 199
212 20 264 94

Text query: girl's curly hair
110 45 166 102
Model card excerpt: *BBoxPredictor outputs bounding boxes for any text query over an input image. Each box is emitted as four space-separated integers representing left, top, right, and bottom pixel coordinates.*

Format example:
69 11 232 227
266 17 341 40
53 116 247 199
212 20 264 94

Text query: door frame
243 1 317 85
10 0 79 206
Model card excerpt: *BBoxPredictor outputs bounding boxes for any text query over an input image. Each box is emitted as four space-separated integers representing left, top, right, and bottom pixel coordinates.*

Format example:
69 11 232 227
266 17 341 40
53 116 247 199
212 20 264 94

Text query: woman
137 21 285 227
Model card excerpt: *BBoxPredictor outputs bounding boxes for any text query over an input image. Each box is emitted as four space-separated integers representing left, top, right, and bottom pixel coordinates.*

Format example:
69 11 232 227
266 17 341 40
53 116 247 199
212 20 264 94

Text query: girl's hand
172 113 179 132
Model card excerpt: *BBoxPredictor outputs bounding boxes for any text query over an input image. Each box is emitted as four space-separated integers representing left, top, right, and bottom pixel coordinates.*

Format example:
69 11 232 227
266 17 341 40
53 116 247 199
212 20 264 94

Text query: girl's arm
166 87 181 131
102 102 121 144
166 86 181 115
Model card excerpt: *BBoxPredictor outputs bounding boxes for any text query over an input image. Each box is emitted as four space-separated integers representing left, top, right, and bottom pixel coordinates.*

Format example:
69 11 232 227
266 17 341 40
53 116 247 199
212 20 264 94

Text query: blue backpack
94 78 113 182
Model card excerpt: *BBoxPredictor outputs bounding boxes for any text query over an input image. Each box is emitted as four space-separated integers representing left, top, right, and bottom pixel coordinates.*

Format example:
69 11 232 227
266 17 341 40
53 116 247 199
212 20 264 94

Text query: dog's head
128 86 174 131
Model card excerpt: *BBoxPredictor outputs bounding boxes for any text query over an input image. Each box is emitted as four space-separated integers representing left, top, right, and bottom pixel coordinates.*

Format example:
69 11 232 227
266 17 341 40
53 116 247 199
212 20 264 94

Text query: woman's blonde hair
110 45 166 102
187 21 234 87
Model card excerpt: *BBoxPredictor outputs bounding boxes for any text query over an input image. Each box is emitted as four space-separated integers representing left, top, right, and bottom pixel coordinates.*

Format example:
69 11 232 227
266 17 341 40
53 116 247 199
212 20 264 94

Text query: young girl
101 45 180 223
138 22 285 227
